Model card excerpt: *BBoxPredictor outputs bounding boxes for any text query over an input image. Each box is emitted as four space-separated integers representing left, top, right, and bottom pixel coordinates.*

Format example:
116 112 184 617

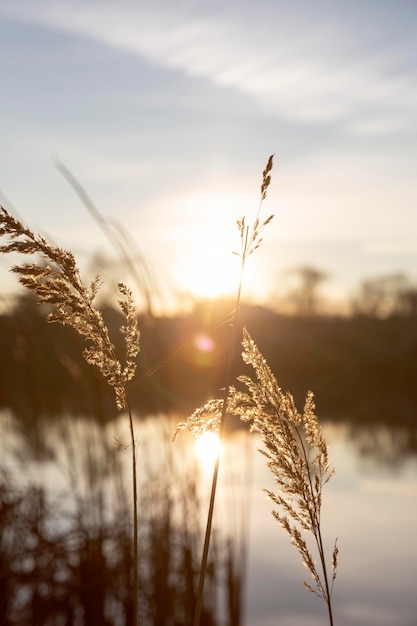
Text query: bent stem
191 156 274 626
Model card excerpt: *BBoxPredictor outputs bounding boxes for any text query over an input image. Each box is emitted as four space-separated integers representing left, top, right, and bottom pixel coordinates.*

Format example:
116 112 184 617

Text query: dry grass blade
178 324 338 625
0 205 141 626
175 155 275 626
0 207 140 409
230 327 338 625
233 155 275 260
261 154 274 200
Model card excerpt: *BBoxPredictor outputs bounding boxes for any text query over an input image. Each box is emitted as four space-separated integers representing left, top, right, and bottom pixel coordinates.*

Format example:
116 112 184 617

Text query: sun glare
194 431 221 471
175 191 248 300
183 257 237 299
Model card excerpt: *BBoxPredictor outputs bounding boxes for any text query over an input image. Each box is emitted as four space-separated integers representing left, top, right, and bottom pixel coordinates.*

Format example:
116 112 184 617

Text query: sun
182 254 238 299
174 191 247 300
179 234 240 299
194 431 221 471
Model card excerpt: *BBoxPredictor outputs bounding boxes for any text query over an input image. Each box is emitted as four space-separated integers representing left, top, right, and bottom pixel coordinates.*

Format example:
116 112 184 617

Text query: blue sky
1 0 416 312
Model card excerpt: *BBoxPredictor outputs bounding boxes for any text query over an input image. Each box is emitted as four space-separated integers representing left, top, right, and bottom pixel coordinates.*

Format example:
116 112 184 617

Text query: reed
234 328 338 624
175 155 274 626
178 327 338 624
0 207 141 626
1 153 338 624
175 158 338 625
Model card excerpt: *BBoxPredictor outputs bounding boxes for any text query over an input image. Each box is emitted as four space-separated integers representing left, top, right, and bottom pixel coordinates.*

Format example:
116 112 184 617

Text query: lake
234 423 417 626
1 412 416 626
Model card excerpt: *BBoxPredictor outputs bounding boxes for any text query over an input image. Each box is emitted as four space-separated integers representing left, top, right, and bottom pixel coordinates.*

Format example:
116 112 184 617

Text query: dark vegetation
1 293 417 430
0 450 241 626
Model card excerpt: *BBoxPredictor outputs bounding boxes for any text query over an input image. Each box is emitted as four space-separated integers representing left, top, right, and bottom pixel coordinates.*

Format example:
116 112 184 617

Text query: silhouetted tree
352 272 412 318
286 265 328 316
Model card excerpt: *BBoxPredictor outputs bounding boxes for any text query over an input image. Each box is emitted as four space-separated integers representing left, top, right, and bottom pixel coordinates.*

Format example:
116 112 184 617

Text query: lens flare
193 333 215 353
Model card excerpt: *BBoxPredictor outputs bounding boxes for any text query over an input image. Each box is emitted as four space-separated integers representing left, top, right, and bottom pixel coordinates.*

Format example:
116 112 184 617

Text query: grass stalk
175 155 338 624
229 329 338 625
55 160 155 321
176 155 274 626
0 207 141 626
192 296 241 626
125 394 139 626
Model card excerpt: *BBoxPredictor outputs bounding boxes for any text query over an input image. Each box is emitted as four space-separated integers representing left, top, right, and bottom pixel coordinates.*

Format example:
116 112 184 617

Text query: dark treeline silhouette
276 266 417 318
1 292 417 431
242 305 417 428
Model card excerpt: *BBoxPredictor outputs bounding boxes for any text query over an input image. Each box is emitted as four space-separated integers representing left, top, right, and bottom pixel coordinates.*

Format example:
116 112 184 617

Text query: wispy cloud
363 241 417 258
2 0 416 132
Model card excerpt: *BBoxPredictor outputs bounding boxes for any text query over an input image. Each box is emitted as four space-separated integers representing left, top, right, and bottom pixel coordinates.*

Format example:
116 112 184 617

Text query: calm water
1 413 417 626
235 424 417 626
191 421 417 626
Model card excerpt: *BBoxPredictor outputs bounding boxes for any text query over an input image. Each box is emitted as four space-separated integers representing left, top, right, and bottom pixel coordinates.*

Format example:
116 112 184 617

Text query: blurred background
1 2 416 625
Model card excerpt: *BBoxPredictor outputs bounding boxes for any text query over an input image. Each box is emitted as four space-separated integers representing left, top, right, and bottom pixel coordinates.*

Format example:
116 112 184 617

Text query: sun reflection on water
194 431 221 472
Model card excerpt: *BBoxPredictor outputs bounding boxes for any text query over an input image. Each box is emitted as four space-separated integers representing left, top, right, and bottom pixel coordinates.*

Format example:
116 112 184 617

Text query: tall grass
175 155 274 626
175 157 339 625
0 154 338 625
0 208 141 625
231 328 338 624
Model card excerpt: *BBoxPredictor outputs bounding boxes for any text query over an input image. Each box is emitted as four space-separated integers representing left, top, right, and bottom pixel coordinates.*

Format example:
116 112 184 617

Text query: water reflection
1 412 416 626
194 431 221 472
243 421 417 626
346 423 417 468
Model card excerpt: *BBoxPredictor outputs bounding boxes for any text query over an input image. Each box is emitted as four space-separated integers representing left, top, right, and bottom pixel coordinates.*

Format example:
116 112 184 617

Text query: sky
1 0 416 313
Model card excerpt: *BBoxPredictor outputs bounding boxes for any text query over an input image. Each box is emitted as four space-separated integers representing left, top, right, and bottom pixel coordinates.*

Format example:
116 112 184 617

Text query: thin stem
316 525 334 626
192 449 220 626
0 207 141 625
125 392 138 626
192 265 244 626
192 155 273 626
293 426 319 525
294 424 334 625
55 160 155 319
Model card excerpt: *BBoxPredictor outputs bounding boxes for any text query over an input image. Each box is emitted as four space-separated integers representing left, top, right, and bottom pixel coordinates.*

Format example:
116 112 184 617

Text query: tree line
273 266 417 318
1 291 416 434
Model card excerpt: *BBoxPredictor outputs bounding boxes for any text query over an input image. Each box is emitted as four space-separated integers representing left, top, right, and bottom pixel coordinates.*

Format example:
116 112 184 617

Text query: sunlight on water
194 431 221 472
1 412 417 626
